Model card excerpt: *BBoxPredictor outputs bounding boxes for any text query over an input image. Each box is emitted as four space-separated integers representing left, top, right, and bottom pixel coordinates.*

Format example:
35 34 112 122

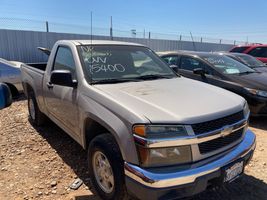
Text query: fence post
178 35 182 50
220 39 222 44
143 29 145 39
110 16 113 40
200 37 203 43
148 32 151 39
234 40 236 45
45 21 49 32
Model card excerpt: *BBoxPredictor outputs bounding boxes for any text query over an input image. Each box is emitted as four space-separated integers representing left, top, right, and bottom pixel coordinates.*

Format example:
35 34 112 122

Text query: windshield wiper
135 74 175 80
92 78 141 84
92 74 175 84
238 71 256 75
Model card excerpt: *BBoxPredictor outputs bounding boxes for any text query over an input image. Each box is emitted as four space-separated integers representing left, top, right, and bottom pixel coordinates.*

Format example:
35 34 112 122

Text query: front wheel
88 134 129 200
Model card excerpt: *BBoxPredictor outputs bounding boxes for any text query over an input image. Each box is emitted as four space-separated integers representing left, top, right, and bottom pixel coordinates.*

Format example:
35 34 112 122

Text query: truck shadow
249 117 267 131
13 93 27 102
31 120 267 200
31 120 100 199
193 174 267 200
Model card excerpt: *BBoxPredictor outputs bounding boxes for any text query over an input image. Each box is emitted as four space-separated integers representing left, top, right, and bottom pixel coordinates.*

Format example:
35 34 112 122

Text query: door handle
46 82 54 89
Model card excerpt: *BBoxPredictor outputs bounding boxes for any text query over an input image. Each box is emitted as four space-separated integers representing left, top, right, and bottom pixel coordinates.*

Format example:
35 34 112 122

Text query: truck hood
94 77 245 124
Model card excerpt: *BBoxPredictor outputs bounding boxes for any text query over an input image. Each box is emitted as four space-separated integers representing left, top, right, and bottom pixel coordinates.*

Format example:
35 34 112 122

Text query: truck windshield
201 54 255 75
78 45 177 83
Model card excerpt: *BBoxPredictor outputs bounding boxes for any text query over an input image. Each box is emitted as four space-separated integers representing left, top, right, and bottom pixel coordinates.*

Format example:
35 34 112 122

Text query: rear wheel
28 92 46 126
88 134 129 200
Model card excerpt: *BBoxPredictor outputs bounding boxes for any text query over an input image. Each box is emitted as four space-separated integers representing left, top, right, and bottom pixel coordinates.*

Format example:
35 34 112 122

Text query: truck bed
20 62 46 112
26 62 47 71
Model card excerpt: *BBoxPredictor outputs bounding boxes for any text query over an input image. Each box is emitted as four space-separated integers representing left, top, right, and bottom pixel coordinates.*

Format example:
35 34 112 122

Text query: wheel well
84 118 110 149
4 83 19 98
24 83 34 97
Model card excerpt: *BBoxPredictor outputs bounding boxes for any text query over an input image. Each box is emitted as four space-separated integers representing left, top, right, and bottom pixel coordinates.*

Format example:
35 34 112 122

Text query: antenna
190 31 197 51
90 11 93 45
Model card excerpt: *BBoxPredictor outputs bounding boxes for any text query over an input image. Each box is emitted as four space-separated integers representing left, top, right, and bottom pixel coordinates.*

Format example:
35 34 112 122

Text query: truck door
44 46 79 135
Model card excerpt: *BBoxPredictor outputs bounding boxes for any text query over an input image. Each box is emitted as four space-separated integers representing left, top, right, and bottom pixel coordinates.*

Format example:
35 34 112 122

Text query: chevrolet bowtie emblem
220 125 233 137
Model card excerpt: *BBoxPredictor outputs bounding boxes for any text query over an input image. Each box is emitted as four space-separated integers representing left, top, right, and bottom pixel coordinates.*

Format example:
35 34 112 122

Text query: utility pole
178 35 182 50
110 16 113 40
45 21 49 32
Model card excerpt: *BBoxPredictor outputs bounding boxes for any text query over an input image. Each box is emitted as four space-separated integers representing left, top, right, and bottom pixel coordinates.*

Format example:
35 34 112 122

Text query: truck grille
198 128 243 154
192 111 244 135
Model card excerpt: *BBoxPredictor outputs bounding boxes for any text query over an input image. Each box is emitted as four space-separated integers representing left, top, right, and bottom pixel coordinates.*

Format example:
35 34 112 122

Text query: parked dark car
159 51 267 116
219 52 267 73
230 44 267 64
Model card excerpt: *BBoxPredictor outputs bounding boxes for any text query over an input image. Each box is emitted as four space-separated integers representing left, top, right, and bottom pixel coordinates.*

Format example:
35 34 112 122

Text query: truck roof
157 50 231 57
60 40 145 47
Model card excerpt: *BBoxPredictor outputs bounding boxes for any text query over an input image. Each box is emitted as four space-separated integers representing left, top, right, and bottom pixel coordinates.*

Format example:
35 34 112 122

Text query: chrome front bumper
125 129 256 188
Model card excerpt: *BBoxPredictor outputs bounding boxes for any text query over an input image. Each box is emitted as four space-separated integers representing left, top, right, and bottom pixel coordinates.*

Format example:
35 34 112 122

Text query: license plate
223 160 244 183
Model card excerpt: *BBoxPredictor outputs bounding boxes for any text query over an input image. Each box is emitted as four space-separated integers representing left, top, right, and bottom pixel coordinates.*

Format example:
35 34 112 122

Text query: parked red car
230 44 267 65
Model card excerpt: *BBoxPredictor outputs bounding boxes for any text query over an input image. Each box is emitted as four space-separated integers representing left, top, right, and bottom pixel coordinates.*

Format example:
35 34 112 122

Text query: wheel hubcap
92 151 114 193
29 98 35 120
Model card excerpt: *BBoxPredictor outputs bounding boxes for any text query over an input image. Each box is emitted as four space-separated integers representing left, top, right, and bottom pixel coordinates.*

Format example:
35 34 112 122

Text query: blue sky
0 0 267 43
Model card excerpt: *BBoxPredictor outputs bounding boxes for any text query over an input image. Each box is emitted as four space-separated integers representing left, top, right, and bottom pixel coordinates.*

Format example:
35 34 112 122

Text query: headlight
133 125 191 167
245 88 267 98
133 125 188 139
243 101 250 117
136 145 192 167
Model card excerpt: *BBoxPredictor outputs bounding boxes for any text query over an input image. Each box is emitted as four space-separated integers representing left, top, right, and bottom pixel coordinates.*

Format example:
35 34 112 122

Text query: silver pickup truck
21 40 256 200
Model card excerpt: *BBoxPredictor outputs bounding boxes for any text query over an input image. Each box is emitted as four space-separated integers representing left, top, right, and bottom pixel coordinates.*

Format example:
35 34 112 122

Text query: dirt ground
0 97 267 200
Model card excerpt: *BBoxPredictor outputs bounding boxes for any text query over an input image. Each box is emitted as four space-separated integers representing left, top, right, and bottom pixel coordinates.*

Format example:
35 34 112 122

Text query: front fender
79 96 140 165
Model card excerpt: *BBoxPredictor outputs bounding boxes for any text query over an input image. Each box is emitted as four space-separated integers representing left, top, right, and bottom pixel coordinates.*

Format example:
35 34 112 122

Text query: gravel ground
0 97 267 200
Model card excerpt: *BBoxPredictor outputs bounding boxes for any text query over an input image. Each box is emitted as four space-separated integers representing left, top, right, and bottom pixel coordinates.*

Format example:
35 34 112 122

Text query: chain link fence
0 17 248 45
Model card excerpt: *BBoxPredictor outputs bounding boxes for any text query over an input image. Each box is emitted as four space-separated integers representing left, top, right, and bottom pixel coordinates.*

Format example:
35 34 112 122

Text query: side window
53 46 76 79
180 56 201 71
201 62 213 75
248 47 267 58
162 56 178 65
180 56 213 75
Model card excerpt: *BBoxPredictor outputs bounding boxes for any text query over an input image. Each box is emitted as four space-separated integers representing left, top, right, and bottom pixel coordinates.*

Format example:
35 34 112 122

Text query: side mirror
193 68 206 76
0 83 12 109
50 70 77 88
170 65 179 73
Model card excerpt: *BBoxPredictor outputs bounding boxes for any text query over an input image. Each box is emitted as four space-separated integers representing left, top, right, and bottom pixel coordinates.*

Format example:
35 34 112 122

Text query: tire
88 134 129 200
28 91 46 126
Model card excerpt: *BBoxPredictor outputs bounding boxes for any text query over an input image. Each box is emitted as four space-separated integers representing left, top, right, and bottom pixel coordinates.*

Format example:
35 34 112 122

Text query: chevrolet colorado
21 40 256 200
